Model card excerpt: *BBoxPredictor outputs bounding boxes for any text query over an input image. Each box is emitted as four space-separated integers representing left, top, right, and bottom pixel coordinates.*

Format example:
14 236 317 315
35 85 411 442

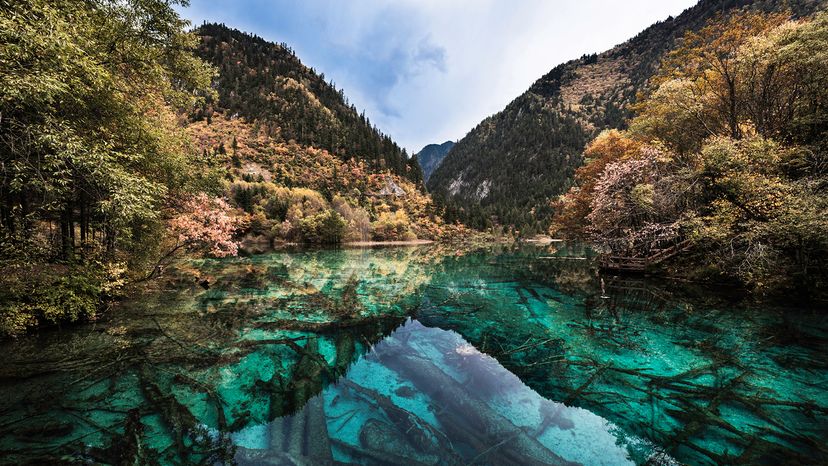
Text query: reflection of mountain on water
0 249 434 464
237 320 663 465
418 249 828 465
0 306 403 464
0 245 825 465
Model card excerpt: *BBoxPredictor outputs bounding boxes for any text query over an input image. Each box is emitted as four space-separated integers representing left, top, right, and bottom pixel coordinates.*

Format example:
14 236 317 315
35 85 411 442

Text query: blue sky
178 0 697 154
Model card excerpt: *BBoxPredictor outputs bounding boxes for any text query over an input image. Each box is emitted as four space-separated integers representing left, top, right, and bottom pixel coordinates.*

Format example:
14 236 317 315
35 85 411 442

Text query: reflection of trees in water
0 309 410 463
420 249 828 464
0 249 434 464
0 246 825 464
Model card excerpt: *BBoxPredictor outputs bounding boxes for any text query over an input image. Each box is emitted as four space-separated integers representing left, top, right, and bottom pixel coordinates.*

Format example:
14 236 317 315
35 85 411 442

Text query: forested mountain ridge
414 141 455 182
193 23 423 184
428 0 828 232
187 25 464 249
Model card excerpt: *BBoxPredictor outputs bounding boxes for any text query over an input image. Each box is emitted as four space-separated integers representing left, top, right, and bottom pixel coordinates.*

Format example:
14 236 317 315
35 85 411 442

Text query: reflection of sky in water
0 245 825 465
234 320 662 465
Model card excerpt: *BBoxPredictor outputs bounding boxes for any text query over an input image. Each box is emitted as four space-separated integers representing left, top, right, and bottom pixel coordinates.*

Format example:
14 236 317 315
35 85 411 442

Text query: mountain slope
186 25 467 244
193 23 423 184
414 141 455 182
428 0 826 232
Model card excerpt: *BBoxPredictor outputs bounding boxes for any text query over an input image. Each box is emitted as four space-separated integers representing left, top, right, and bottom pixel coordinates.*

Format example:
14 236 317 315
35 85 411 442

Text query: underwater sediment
0 245 825 465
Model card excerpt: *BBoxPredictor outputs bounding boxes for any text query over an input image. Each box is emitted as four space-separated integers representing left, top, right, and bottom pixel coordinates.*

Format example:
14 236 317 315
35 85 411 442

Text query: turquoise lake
0 244 825 465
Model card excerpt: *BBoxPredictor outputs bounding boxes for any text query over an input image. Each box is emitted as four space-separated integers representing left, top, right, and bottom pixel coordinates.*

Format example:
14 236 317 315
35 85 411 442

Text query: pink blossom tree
144 194 242 280
587 146 687 256
169 194 241 258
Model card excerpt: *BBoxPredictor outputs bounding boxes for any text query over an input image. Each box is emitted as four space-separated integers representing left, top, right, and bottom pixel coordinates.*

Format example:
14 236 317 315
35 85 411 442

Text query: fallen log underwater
253 314 408 333
373 341 581 466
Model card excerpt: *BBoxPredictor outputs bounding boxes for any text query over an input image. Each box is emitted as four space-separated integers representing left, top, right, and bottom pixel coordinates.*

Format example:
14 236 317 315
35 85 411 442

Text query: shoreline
342 239 435 247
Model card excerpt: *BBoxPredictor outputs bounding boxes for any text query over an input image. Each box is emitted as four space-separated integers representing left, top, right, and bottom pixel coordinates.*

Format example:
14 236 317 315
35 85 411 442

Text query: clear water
0 244 825 465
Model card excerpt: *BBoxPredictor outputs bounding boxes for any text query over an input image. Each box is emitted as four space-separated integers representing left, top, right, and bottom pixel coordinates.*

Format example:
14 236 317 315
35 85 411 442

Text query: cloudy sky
178 0 697 154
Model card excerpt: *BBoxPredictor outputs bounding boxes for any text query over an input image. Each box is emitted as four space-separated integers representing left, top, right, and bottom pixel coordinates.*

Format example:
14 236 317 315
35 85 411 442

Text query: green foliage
298 210 348 244
0 0 216 257
332 196 372 242
690 136 828 289
232 183 353 244
372 210 417 242
0 0 217 334
0 263 126 337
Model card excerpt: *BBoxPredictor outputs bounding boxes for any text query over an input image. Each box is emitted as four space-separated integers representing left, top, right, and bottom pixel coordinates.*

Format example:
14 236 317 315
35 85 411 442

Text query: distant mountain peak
414 141 455 182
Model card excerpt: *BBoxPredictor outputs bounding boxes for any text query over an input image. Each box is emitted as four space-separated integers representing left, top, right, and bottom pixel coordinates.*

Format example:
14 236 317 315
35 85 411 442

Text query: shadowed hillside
428 0 827 232
414 141 455 182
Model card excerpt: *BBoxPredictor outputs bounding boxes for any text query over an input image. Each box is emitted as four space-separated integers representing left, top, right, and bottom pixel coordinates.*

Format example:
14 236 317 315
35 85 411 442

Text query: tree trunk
105 226 116 255
728 77 740 139
60 204 73 260
79 193 88 247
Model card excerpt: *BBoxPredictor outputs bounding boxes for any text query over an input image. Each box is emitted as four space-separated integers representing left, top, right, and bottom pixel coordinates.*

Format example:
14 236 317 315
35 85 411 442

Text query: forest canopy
192 23 424 185
552 10 828 292
0 0 231 335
